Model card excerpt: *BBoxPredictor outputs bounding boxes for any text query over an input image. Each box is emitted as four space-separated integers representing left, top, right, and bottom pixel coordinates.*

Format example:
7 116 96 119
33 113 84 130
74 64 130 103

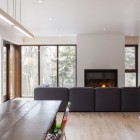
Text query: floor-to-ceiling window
21 46 38 97
40 46 57 87
125 45 138 86
59 46 76 87
21 45 76 97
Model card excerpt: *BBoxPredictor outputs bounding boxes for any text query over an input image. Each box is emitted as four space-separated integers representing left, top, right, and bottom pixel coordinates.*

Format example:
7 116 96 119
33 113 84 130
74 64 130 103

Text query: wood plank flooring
57 112 140 140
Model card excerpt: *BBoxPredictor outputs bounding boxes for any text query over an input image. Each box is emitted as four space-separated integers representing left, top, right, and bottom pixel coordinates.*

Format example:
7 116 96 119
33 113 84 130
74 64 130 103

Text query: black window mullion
135 45 138 86
38 46 40 85
57 45 59 87
125 70 136 73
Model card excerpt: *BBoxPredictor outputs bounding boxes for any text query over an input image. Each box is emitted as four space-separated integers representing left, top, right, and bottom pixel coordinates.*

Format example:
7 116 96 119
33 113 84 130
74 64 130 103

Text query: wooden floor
57 112 140 140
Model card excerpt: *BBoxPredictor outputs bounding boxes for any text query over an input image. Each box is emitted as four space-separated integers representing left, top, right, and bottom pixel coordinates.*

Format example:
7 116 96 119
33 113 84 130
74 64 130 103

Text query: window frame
125 44 138 86
21 45 77 97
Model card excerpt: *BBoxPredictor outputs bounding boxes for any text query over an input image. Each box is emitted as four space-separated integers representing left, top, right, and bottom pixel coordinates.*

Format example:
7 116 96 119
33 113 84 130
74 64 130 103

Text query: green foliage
56 124 62 129
49 124 61 134
22 46 76 97
125 47 135 69
125 47 136 87
59 46 76 87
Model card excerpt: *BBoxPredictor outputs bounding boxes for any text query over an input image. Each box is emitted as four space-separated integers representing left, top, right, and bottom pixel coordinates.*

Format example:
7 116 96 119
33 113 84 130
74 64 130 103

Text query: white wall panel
77 34 125 87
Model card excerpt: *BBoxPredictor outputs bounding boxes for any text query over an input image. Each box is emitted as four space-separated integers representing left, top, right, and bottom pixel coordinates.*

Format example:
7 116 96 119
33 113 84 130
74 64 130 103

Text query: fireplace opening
85 69 118 88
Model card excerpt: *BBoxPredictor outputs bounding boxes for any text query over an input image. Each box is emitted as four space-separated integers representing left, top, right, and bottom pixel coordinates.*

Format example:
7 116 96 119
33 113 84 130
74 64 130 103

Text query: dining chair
61 101 71 140
46 102 71 140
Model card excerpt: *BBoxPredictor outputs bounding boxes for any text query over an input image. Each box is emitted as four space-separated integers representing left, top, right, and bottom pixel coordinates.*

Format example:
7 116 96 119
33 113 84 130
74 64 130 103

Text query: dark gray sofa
34 87 69 111
69 87 95 111
121 87 140 111
34 86 140 112
95 87 121 111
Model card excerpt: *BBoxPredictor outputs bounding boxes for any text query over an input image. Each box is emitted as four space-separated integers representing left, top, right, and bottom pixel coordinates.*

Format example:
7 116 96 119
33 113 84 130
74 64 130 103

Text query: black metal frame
21 45 77 89
125 45 138 86
84 69 118 87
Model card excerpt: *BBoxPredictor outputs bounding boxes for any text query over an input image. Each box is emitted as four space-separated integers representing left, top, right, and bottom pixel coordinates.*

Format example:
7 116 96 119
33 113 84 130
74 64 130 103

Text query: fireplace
84 69 118 88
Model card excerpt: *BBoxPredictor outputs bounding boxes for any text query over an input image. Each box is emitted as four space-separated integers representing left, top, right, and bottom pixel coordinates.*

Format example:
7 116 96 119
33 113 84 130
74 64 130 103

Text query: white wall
1 0 21 22
23 36 77 45
77 34 125 87
0 37 3 104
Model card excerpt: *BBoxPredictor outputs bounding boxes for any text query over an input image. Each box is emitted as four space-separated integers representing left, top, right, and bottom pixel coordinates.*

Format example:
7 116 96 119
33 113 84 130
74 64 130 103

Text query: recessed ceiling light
103 28 106 31
37 0 43 3
55 28 58 31
131 34 134 36
48 18 52 21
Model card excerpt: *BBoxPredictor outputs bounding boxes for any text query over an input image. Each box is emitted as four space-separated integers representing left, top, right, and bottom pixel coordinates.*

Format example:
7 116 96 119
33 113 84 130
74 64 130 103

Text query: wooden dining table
0 100 61 140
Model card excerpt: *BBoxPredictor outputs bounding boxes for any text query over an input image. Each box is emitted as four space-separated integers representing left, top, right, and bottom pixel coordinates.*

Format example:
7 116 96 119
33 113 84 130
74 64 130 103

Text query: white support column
0 36 3 104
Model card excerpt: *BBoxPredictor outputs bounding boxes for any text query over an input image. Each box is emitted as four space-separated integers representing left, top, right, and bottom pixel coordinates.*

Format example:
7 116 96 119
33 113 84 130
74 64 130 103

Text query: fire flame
101 84 106 88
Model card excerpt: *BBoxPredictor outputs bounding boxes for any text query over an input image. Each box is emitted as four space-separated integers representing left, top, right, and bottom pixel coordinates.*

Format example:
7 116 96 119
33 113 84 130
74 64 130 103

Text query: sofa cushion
121 87 140 111
95 87 121 111
34 87 69 111
69 87 94 111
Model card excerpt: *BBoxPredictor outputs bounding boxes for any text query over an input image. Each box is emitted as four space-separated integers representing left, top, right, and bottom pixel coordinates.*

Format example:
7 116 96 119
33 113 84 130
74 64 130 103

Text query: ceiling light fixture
37 0 43 3
0 8 34 38
0 14 14 25
48 18 52 21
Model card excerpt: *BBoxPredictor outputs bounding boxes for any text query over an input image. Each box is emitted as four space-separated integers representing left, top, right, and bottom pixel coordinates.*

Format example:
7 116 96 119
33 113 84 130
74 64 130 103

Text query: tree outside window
21 45 76 97
22 46 38 97
125 45 138 87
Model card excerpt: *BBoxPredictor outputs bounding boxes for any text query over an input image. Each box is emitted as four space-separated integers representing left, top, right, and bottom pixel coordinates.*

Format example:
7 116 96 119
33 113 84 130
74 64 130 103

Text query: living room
0 0 140 140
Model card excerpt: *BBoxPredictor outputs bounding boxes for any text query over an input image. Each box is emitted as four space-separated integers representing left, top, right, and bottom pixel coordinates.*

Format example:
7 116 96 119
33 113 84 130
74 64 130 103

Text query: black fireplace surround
85 69 118 88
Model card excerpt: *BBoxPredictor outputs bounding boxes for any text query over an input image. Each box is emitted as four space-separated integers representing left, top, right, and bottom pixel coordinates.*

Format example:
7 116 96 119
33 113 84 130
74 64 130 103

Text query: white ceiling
20 0 140 37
